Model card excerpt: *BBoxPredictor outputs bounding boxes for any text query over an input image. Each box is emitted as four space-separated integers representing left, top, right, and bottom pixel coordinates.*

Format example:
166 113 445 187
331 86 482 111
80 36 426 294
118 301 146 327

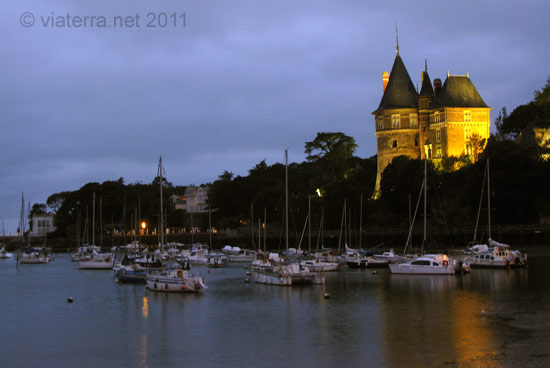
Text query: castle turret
418 62 434 159
372 52 420 194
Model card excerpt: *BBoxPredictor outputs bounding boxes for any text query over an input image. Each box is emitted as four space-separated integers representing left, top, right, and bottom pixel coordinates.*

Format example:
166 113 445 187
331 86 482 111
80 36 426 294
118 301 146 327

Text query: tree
497 76 550 138
304 132 357 180
466 133 486 163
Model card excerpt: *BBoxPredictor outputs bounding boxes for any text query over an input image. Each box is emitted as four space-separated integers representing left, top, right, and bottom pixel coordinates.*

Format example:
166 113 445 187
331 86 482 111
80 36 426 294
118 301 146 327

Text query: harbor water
1 250 549 368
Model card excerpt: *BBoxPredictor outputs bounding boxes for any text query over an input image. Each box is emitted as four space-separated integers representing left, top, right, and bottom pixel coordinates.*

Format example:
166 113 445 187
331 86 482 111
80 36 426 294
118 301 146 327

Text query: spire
425 59 428 73
395 24 400 55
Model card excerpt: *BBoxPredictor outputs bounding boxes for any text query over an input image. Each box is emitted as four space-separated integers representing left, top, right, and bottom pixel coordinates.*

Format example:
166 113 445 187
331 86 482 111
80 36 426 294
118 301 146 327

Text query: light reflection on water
0 254 547 368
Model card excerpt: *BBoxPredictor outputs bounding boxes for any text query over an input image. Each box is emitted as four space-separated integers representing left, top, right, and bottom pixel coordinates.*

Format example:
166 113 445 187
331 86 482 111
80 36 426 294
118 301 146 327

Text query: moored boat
146 262 206 293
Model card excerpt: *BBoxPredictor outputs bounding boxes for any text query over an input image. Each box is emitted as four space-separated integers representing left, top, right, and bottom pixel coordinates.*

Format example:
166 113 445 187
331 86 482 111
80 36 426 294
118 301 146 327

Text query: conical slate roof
376 54 418 111
419 71 434 97
434 76 488 108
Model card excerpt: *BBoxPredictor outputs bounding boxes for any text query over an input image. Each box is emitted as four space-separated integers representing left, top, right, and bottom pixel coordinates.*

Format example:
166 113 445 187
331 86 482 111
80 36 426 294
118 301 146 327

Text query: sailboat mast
359 194 363 249
159 156 165 249
285 149 289 252
487 158 491 240
263 207 267 253
422 157 427 253
92 192 95 246
308 194 311 254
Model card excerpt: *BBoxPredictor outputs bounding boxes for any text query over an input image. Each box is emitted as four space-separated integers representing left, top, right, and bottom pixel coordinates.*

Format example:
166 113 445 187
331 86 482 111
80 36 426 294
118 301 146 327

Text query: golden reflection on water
450 290 498 367
380 275 500 368
142 296 149 318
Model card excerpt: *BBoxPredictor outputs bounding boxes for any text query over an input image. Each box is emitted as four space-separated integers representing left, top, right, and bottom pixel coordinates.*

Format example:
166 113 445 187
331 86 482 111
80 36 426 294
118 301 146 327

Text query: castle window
376 116 383 130
436 145 442 159
392 140 398 148
434 112 440 124
391 114 400 128
410 114 418 128
464 110 472 122
436 129 441 142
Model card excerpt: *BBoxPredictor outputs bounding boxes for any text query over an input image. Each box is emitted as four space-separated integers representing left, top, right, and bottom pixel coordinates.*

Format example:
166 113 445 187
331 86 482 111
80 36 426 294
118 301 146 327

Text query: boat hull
251 268 292 285
389 263 455 275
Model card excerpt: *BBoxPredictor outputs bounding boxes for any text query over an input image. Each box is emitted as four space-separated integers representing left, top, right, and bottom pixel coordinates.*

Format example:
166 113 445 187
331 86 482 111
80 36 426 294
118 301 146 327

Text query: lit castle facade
372 47 491 192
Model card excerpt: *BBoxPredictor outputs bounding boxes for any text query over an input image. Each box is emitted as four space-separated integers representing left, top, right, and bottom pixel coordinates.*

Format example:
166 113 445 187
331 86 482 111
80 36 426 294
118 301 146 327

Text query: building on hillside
183 186 210 213
170 194 186 210
372 46 491 193
28 214 56 237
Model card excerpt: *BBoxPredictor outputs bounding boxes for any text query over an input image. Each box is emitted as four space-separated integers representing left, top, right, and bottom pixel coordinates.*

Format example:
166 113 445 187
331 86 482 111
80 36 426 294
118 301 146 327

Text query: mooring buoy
67 297 74 303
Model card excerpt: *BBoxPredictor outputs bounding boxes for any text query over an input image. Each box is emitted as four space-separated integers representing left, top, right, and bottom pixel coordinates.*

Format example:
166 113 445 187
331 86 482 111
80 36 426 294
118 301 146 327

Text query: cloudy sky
1 0 549 233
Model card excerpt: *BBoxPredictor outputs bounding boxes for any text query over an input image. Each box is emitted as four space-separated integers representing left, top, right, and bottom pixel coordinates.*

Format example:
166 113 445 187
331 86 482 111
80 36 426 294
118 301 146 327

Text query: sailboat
0 218 13 259
251 150 325 285
146 156 207 292
465 159 528 268
389 158 466 275
78 193 113 269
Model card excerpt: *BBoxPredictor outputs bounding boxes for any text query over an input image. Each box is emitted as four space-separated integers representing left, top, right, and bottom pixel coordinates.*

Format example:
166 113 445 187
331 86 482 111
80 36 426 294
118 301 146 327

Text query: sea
1 248 549 368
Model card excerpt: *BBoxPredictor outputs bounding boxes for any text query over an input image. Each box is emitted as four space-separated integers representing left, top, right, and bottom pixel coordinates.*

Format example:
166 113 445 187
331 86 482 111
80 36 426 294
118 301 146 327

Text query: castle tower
372 52 420 194
428 74 491 161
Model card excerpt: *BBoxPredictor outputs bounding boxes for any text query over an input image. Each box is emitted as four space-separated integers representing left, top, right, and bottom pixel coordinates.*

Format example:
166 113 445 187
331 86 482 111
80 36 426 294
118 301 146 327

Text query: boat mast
422 157 427 254
92 192 96 246
308 194 311 254
158 156 165 250
266 207 267 254
359 194 363 249
487 158 491 240
285 149 289 252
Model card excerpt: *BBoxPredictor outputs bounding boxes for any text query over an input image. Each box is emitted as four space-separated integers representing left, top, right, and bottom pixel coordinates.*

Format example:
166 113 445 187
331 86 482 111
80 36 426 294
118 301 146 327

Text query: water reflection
142 296 149 318
380 274 499 367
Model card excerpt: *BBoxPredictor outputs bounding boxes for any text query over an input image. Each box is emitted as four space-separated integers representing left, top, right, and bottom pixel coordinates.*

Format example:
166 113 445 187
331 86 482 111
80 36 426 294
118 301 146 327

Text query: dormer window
391 114 400 128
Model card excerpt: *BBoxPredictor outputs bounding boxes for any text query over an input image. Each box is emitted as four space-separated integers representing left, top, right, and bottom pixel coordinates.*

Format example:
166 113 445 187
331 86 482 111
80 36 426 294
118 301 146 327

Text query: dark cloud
1 0 549 231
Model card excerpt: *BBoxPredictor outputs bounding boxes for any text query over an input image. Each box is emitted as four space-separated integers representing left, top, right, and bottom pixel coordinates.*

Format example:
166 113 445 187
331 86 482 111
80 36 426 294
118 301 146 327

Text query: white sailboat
251 150 325 285
0 218 13 259
146 157 207 292
389 158 466 275
465 159 527 268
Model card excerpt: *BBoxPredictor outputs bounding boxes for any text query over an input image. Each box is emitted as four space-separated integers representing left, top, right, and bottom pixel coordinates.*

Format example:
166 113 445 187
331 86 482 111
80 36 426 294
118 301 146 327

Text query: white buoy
324 293 330 299
244 278 250 283
372 270 377 275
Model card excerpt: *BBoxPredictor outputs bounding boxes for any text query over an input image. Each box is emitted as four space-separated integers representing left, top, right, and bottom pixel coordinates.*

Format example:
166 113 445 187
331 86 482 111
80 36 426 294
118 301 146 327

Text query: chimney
382 72 389 93
433 78 442 99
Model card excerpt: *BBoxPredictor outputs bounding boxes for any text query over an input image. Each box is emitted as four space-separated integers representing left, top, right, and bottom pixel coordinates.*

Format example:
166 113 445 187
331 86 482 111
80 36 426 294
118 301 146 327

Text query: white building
184 186 210 213
28 214 56 237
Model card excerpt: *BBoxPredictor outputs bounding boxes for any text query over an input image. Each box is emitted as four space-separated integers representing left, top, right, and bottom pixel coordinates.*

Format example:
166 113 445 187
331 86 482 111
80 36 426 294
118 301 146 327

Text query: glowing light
142 296 149 318
316 188 323 197
141 222 147 229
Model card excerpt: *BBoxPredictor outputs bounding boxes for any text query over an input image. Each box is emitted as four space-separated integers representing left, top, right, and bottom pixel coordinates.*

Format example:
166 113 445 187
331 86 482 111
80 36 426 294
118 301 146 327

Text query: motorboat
206 254 228 268
389 254 463 275
300 258 339 272
465 239 527 268
78 254 114 269
116 265 147 283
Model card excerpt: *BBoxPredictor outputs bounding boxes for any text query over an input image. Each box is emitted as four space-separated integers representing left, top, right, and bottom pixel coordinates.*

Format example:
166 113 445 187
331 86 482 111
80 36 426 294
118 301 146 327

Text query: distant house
28 214 56 237
170 194 187 210
184 186 210 213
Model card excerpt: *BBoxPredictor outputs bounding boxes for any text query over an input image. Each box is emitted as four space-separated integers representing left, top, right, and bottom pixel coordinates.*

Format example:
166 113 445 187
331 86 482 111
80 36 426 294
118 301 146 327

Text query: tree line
33 77 550 246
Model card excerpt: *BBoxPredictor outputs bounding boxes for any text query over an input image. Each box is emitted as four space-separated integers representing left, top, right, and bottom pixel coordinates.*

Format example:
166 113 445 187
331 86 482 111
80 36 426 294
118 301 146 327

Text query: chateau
372 48 491 192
